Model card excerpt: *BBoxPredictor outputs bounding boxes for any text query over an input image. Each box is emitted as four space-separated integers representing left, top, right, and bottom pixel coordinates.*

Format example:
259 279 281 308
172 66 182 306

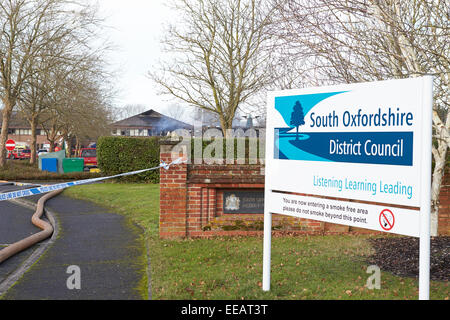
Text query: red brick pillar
438 171 450 235
159 143 188 239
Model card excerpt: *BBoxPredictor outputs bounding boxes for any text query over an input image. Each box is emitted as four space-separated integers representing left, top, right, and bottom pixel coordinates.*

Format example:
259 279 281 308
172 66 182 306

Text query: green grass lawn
63 183 449 300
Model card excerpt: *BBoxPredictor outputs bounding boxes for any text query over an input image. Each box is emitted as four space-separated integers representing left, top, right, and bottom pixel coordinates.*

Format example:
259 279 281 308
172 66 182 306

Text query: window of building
18 129 32 135
114 128 154 137
138 129 148 136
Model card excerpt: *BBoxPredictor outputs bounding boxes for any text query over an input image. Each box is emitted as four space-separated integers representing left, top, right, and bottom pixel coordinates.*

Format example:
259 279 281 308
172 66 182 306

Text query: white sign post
263 77 433 300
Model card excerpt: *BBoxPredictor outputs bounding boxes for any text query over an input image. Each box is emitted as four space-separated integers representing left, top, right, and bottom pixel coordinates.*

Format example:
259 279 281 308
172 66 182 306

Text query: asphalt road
0 184 149 300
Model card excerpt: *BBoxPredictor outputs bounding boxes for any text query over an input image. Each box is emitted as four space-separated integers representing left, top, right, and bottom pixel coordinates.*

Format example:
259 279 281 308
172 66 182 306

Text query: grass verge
63 183 449 300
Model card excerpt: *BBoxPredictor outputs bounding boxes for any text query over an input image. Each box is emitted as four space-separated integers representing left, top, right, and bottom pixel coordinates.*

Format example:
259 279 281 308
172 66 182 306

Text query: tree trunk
48 130 56 153
431 141 448 236
65 135 72 158
29 117 38 165
220 116 234 138
75 137 81 157
49 141 55 153
0 100 14 168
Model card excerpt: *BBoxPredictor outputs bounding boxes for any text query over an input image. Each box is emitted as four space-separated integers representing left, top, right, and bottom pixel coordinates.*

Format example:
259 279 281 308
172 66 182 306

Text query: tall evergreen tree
290 101 305 140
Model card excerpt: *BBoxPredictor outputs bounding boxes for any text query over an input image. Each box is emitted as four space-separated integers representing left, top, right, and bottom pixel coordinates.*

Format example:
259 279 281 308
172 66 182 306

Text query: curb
125 220 152 300
141 228 152 301
0 196 60 296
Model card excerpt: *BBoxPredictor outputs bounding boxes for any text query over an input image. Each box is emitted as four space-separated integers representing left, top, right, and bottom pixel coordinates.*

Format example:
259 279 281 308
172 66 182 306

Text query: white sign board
265 77 432 236
263 77 433 299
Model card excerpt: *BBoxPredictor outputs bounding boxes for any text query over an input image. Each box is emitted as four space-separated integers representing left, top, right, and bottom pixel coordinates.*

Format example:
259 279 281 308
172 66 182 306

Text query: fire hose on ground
0 157 186 265
0 189 63 264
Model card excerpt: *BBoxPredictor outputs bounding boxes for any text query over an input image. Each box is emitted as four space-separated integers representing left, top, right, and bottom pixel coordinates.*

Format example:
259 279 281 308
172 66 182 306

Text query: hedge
97 136 161 183
97 136 265 183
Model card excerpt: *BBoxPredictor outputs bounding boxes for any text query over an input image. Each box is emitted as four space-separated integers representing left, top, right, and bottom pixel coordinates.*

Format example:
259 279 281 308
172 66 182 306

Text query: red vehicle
80 148 97 168
7 148 31 160
20 149 31 160
7 150 20 159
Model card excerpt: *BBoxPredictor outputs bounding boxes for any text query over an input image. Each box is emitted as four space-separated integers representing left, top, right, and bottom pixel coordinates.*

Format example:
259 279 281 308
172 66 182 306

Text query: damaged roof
112 109 192 130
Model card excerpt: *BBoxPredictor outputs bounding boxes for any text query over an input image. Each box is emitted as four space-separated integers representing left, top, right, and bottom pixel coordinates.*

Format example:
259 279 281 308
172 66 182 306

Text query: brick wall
159 143 351 239
159 143 450 238
159 144 188 238
186 164 266 238
438 169 450 235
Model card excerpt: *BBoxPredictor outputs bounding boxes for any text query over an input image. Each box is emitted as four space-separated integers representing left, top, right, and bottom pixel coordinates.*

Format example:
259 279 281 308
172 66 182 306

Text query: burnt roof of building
112 109 193 129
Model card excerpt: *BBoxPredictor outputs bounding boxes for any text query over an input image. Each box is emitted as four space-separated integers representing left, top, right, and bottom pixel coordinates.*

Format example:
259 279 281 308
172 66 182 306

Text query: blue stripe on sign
275 131 414 166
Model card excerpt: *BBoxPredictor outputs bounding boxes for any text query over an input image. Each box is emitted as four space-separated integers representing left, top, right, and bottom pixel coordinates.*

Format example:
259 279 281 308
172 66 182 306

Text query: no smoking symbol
379 209 395 231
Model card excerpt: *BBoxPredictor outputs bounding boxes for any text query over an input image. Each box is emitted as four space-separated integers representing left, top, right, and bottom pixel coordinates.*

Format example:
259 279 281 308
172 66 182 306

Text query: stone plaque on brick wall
223 190 264 214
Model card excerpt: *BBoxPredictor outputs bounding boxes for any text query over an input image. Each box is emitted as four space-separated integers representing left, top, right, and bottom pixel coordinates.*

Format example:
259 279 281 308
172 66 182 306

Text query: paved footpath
0 194 44 290
0 185 149 300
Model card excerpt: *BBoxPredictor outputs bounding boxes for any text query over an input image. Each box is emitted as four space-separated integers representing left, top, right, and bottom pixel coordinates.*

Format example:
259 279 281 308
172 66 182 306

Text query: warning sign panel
267 191 419 237
379 209 395 231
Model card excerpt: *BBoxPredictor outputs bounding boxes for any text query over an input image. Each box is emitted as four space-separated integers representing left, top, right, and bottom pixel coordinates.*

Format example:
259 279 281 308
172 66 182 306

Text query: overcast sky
96 0 173 114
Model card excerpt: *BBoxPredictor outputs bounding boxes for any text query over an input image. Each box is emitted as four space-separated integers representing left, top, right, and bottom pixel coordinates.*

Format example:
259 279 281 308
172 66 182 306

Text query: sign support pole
419 76 433 300
262 206 272 291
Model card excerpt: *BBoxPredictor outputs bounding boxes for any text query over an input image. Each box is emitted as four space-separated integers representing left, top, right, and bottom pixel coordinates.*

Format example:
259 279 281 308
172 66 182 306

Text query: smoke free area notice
269 191 419 237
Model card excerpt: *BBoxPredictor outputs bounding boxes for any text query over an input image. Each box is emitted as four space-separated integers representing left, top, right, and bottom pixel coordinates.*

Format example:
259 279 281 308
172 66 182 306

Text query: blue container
42 158 58 173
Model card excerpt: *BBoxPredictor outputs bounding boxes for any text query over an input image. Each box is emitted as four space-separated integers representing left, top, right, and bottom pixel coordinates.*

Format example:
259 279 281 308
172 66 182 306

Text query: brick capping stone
159 142 450 238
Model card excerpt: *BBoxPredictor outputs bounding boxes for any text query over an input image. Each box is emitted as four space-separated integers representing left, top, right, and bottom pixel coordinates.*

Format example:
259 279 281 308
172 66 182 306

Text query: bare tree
274 0 449 235
18 46 69 163
63 78 113 155
0 0 105 167
17 60 52 164
17 28 111 163
37 57 113 154
150 0 277 135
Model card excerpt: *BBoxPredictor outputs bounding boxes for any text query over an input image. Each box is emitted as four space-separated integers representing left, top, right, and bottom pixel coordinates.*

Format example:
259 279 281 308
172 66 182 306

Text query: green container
63 158 85 173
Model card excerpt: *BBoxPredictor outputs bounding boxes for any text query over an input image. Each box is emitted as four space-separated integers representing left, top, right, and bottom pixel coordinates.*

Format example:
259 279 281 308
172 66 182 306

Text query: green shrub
97 136 161 183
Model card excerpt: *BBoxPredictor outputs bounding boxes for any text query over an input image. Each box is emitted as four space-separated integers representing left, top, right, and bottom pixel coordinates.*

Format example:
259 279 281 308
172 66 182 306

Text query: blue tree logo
290 101 305 140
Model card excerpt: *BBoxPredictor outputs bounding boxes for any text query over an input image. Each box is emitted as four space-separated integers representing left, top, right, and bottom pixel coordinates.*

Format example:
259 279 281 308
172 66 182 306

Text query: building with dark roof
0 112 52 149
111 109 193 137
